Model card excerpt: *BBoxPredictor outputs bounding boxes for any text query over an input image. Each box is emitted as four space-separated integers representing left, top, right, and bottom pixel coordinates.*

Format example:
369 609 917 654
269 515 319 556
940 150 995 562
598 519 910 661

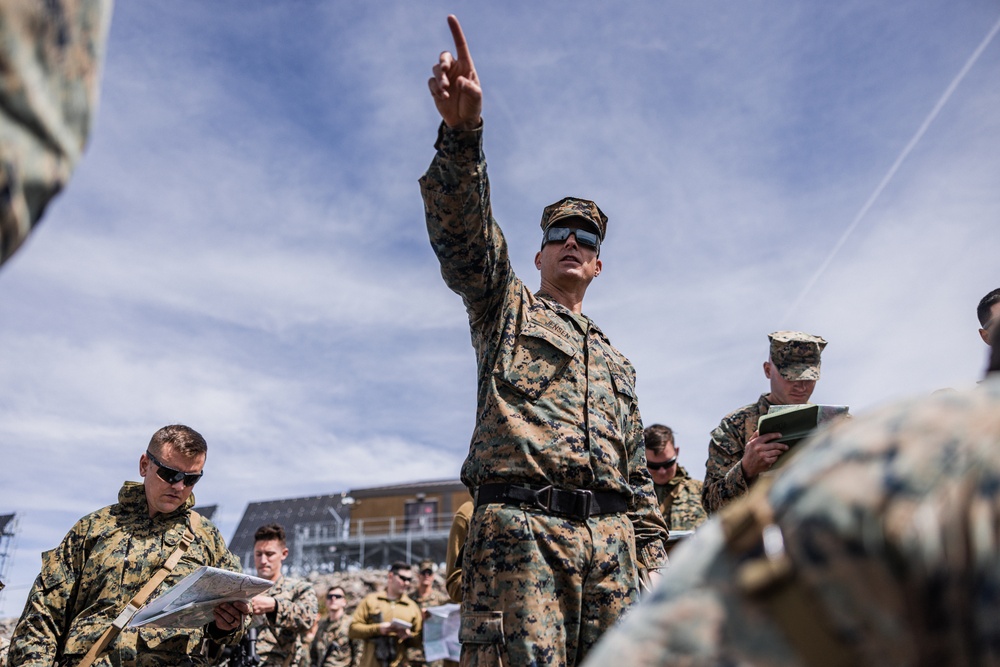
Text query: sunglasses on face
647 456 678 471
420 570 434 576
542 225 600 252
394 573 413 583
327 592 345 599
146 449 203 487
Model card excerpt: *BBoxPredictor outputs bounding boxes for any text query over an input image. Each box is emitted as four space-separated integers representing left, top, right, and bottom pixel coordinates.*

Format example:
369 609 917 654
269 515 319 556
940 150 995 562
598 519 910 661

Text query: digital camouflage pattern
254 575 318 667
419 121 668 666
539 197 607 240
654 465 707 532
582 376 1000 667
9 482 245 667
0 0 112 266
348 592 422 667
767 331 826 381
461 505 638 667
0 635 8 667
309 616 359 667
703 394 773 514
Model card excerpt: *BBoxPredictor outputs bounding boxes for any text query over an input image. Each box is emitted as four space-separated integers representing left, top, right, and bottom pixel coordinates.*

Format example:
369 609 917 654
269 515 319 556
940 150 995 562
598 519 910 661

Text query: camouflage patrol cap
539 197 608 240
418 559 436 573
768 331 827 381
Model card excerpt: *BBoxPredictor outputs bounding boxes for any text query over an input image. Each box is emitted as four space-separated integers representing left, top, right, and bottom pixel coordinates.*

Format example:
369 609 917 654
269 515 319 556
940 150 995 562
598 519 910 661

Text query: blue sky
1 1 999 617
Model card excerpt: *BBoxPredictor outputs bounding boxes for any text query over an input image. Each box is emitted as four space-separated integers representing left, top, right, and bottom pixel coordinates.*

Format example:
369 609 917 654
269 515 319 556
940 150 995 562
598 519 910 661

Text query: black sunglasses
146 449 203 487
394 573 413 583
542 225 600 251
647 456 678 471
327 592 344 599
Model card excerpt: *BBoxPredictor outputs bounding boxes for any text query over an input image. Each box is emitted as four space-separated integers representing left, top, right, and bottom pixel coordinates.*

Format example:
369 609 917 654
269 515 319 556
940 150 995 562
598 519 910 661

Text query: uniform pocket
459 611 506 667
494 320 577 400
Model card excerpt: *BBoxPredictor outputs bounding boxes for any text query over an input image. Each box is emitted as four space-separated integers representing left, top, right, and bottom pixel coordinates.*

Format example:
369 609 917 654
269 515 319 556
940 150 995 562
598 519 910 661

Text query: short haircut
990 322 1000 375
327 586 345 597
977 288 1000 327
644 424 675 455
389 561 412 575
254 523 287 545
148 424 207 458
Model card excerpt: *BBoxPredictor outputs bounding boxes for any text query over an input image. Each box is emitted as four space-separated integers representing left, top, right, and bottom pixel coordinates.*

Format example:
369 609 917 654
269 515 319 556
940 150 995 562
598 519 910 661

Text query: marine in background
644 424 707 533
702 331 827 513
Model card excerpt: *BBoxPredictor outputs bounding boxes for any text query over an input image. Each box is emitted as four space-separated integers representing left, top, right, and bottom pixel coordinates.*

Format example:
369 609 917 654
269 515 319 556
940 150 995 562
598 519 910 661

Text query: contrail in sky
781 13 1000 325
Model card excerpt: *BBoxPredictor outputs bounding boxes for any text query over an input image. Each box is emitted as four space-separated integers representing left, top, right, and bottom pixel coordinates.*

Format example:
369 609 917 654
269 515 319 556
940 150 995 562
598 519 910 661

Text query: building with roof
229 480 471 575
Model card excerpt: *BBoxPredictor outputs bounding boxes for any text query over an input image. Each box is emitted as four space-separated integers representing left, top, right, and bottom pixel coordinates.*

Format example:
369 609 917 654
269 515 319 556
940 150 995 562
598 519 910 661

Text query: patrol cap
418 559 436 573
768 331 827 381
539 196 608 241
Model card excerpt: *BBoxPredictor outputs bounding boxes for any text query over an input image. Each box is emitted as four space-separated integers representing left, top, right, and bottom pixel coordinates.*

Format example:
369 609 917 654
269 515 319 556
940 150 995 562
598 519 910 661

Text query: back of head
977 288 1000 327
643 424 674 455
148 424 207 457
254 522 287 545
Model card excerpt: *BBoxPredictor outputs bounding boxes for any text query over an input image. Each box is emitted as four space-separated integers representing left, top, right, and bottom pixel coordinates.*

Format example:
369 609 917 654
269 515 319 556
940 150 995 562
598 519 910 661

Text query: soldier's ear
534 251 542 270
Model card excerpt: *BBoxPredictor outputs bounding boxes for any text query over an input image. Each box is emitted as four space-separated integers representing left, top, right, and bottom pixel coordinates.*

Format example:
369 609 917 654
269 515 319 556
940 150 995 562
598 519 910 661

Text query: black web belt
475 483 628 520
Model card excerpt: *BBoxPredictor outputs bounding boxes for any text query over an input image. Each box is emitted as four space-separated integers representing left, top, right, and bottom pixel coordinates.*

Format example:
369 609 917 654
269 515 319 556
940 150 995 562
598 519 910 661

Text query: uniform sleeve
625 408 670 570
418 121 514 327
0 0 112 266
8 520 90 666
273 581 319 634
200 519 251 644
445 503 472 603
347 597 380 640
702 418 751 513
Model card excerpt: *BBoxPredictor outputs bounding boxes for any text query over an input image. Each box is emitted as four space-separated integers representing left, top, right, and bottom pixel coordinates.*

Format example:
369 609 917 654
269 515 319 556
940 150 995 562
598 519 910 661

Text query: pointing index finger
447 15 474 66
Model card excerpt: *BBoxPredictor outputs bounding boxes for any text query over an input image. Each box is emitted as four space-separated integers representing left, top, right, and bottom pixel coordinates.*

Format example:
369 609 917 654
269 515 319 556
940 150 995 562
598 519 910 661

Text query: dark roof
229 494 350 560
193 504 217 521
348 479 467 499
0 514 14 535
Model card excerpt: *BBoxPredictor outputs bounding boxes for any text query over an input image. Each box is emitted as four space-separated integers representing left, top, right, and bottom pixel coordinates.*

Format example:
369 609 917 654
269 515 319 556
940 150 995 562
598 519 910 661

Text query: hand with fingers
740 430 788 481
428 15 482 130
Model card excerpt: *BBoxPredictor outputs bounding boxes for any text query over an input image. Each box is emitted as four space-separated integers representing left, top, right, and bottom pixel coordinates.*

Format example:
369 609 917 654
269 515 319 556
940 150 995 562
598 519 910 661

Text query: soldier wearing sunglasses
643 424 707 534
9 424 250 666
420 15 668 667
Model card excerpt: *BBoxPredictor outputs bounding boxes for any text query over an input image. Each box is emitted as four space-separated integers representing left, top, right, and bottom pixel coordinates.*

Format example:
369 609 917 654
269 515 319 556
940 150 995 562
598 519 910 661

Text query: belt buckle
575 489 594 518
532 485 555 513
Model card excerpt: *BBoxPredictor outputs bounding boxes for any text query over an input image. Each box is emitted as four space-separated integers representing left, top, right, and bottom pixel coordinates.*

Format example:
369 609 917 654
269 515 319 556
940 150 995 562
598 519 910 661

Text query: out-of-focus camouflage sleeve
0 0 113 266
445 501 473 603
418 121 514 327
626 407 670 570
669 475 707 532
273 579 318 636
8 516 91 667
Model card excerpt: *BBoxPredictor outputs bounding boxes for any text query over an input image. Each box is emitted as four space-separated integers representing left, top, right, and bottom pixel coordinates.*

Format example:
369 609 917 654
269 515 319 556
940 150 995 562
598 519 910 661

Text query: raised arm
427 15 482 130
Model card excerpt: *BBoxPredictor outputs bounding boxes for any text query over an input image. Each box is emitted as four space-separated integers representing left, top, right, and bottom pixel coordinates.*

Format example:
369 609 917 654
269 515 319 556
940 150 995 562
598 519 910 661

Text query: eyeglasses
145 449 203 487
394 573 413 583
327 592 344 599
420 570 434 576
542 225 600 251
647 456 677 471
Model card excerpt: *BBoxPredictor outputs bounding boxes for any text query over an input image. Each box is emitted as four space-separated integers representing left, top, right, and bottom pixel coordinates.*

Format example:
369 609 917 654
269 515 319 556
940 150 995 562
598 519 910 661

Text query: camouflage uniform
654 465 707 532
309 615 359 667
0 0 112 266
0 634 8 667
254 575 319 667
702 393 774 513
582 376 1000 667
419 122 668 667
348 592 423 667
9 482 245 666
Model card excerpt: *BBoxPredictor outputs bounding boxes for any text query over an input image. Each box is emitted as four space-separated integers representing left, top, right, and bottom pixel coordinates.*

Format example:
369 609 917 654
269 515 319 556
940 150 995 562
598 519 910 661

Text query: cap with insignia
768 331 827 381
539 196 608 241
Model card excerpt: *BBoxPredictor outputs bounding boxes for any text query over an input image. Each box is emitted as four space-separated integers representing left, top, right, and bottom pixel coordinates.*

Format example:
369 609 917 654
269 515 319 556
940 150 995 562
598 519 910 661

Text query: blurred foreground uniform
420 123 668 666
9 482 244 666
583 376 1000 667
0 0 112 266
254 576 318 667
